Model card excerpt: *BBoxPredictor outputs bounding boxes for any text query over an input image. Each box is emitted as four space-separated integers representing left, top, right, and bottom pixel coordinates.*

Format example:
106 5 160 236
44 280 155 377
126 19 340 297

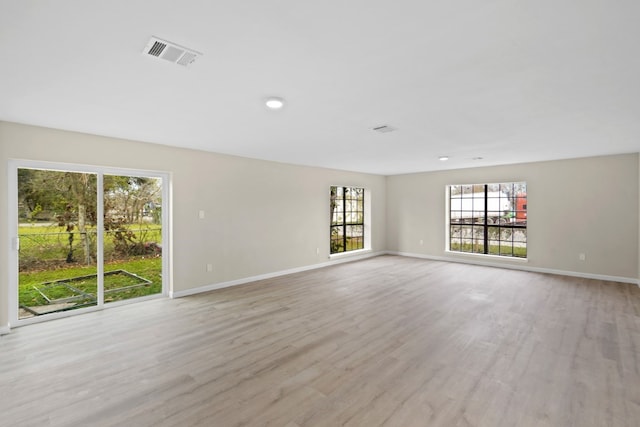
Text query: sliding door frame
7 159 171 328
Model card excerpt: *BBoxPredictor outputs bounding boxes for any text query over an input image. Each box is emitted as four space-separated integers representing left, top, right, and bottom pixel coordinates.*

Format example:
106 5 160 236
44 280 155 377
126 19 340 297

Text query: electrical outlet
419 239 424 246
579 253 586 261
206 263 213 272
198 210 205 219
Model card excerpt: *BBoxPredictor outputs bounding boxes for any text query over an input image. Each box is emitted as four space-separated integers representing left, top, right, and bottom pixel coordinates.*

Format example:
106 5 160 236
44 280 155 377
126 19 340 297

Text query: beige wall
1 121 638 330
387 154 639 280
0 121 387 328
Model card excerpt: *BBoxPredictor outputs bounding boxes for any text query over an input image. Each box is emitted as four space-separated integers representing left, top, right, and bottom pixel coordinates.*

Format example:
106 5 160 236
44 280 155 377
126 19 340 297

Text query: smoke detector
372 125 397 133
143 36 202 67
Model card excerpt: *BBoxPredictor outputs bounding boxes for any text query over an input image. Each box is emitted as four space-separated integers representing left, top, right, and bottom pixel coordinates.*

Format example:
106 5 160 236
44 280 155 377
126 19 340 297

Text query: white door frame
7 159 171 328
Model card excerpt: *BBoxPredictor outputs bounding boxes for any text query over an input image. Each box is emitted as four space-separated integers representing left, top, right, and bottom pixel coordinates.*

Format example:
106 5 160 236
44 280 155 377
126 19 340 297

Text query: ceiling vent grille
143 37 202 67
372 125 397 133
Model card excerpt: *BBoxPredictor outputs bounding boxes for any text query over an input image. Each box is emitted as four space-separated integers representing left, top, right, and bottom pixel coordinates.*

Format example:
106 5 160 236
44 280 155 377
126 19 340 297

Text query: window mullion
342 187 347 252
483 184 488 254
97 173 104 306
362 190 365 248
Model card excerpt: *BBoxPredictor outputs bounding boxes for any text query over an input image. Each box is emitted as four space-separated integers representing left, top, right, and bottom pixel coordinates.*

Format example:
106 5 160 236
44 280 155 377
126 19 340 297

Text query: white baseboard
388 251 639 285
0 325 10 336
171 248 638 299
170 250 385 298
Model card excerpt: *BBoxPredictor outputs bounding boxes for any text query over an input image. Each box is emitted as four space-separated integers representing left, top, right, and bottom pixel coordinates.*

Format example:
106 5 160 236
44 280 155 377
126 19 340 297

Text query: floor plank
1 255 640 426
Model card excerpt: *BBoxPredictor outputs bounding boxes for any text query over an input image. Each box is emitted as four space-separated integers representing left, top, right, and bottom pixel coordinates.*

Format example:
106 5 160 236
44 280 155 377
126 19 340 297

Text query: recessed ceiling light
439 156 449 161
472 157 484 160
265 97 284 109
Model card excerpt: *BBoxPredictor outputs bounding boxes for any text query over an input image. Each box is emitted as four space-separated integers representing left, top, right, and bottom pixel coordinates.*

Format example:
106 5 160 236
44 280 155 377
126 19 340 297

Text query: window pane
103 175 162 304
346 225 364 250
330 225 344 253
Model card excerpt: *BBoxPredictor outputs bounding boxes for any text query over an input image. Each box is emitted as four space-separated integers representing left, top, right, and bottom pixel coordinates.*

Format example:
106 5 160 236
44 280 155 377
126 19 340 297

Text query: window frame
447 182 527 259
330 186 366 255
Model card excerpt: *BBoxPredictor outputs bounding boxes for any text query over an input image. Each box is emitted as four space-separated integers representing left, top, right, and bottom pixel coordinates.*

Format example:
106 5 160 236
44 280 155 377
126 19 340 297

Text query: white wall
387 154 639 281
0 121 387 329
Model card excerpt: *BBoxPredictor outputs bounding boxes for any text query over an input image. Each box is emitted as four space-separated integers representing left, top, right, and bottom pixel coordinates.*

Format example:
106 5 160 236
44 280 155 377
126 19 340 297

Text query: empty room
1 1 639 426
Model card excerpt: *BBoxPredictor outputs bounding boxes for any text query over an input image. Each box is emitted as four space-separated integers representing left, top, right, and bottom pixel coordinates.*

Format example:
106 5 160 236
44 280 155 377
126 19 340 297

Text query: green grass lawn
19 256 162 308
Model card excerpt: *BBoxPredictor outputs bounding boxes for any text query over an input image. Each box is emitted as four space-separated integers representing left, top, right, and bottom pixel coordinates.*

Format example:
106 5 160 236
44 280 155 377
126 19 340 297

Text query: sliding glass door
11 162 167 324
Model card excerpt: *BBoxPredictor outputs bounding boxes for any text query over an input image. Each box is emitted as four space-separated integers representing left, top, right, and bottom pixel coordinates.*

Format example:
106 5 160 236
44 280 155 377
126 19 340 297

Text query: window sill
329 248 372 260
445 250 528 263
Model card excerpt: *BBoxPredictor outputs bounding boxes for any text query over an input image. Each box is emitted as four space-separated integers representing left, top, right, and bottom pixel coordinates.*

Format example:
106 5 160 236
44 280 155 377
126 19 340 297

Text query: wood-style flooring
1 255 640 426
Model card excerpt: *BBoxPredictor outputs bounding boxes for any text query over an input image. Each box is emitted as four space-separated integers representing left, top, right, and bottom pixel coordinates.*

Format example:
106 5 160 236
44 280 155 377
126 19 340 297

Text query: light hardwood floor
2 255 640 426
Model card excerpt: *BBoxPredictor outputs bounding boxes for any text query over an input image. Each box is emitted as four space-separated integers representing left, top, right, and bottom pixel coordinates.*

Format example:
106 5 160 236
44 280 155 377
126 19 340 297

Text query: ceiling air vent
372 125 397 133
143 37 202 67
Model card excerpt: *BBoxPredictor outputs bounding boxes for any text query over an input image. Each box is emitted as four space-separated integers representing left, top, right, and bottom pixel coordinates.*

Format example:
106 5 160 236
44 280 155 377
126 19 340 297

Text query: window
330 186 364 254
448 182 527 258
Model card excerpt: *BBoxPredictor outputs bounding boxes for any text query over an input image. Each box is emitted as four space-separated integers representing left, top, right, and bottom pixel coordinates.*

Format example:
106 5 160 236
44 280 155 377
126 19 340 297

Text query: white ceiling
1 1 639 175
